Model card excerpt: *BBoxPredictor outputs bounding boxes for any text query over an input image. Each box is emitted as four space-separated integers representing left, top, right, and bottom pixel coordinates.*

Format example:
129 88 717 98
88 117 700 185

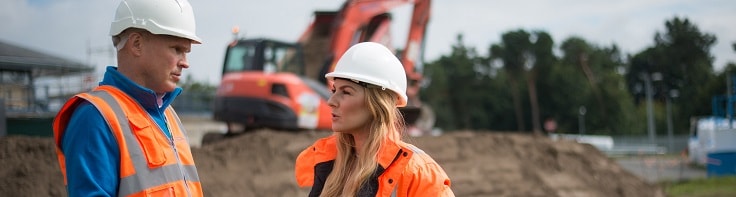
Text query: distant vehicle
687 117 736 166
684 77 736 176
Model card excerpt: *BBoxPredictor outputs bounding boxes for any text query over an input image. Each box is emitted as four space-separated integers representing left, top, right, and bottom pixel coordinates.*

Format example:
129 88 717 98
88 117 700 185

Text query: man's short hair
111 28 150 50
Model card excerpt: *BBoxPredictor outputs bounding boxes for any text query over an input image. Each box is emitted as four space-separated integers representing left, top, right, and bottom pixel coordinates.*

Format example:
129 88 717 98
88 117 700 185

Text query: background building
0 40 93 136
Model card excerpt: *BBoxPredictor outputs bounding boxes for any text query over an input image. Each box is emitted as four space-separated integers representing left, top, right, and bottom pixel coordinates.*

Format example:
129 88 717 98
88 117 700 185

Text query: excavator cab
214 38 332 135
222 39 304 76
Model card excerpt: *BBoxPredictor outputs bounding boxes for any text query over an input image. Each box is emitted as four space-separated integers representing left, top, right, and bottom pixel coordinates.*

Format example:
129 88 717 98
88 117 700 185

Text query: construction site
3 0 735 196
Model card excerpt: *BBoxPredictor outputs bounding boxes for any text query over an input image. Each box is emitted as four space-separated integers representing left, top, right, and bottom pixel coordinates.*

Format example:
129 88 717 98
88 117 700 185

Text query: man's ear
128 32 144 57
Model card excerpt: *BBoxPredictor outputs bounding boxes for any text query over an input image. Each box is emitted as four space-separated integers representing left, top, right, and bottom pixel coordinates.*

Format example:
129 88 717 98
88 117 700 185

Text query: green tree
419 17 730 135
421 35 487 130
527 31 555 134
556 37 638 134
626 17 717 134
489 30 534 132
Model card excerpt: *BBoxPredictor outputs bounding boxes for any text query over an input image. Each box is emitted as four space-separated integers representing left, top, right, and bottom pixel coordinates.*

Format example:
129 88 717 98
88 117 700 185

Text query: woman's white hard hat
326 42 408 107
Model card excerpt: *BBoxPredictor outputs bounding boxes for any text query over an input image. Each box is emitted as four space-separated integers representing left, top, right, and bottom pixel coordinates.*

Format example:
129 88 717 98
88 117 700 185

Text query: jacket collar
377 137 404 169
99 66 182 112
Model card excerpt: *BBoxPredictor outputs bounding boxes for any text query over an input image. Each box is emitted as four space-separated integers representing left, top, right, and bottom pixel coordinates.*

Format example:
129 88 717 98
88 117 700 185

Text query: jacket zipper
158 110 192 197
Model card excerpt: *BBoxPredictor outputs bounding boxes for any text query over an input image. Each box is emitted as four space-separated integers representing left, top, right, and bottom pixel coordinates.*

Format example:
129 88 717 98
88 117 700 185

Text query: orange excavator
213 0 433 135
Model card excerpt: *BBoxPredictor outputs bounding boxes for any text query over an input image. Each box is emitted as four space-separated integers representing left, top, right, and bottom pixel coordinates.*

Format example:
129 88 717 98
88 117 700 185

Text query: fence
171 88 215 116
549 134 689 155
610 135 690 155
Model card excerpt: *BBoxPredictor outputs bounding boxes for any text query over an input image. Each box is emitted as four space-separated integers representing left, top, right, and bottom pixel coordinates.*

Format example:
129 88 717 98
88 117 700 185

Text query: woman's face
328 79 372 135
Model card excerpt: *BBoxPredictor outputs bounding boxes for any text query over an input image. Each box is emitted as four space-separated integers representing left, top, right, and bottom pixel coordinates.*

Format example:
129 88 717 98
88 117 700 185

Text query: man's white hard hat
110 0 202 43
326 42 408 107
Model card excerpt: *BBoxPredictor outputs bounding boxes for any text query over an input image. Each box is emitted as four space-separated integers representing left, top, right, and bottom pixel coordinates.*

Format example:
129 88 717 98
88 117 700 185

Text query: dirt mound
0 130 664 197
193 130 324 196
411 131 664 197
0 136 65 197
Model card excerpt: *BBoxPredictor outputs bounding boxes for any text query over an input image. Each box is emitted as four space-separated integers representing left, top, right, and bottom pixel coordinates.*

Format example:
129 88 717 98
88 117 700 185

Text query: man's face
138 34 192 94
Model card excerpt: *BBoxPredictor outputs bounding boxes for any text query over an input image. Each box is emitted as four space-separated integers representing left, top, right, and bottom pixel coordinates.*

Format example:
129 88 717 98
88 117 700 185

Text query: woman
295 42 455 197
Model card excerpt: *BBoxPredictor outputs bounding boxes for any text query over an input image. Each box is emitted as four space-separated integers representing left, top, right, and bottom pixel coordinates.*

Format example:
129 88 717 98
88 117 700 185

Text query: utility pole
643 72 658 144
578 106 586 135
666 89 679 153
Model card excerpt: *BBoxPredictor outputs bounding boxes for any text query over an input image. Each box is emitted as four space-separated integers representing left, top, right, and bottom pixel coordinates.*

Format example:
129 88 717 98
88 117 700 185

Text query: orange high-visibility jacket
53 85 203 197
295 135 455 197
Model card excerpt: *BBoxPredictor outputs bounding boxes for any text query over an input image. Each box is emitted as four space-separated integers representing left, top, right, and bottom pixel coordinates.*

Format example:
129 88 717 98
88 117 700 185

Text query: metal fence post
1 99 6 137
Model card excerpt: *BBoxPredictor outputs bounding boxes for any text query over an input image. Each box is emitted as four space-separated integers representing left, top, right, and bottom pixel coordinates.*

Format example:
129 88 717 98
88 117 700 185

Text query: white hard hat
326 42 408 107
110 0 202 44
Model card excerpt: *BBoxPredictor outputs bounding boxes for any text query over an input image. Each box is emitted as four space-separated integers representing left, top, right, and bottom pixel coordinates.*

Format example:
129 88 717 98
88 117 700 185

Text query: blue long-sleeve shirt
60 66 182 196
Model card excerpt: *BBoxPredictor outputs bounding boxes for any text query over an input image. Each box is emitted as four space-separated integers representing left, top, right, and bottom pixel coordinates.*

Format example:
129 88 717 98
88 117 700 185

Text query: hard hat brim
326 72 408 107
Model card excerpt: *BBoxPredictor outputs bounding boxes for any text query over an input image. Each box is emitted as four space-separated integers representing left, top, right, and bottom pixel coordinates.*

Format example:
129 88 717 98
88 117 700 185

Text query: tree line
420 17 736 135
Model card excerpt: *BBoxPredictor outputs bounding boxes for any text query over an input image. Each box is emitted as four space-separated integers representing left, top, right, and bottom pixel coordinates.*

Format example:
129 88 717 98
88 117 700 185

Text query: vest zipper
164 115 193 197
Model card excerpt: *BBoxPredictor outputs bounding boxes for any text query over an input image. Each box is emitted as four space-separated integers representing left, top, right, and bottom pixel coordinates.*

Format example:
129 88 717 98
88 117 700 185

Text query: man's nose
179 55 190 68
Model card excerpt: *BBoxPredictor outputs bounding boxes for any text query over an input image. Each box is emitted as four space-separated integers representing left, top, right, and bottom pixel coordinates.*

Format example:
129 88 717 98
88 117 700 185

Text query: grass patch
664 176 736 197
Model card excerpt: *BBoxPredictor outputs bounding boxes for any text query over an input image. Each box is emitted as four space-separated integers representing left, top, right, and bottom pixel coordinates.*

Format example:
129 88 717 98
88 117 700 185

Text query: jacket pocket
145 184 177 197
129 115 167 167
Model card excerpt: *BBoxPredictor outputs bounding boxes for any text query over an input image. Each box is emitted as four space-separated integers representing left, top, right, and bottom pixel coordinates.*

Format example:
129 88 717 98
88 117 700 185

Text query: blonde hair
320 85 405 197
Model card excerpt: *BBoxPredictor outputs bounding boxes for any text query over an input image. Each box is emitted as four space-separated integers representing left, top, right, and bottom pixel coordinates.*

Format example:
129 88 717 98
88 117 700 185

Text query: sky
1 0 735 85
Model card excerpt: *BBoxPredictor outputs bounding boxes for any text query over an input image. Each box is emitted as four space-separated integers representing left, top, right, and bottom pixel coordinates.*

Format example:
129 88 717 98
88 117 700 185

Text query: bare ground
0 116 665 197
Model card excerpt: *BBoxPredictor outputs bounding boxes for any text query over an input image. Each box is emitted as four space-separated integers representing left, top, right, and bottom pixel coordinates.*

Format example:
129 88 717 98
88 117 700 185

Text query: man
53 0 203 196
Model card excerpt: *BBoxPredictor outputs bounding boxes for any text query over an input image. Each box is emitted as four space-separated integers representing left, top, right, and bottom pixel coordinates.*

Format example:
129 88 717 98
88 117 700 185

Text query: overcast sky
2 0 734 85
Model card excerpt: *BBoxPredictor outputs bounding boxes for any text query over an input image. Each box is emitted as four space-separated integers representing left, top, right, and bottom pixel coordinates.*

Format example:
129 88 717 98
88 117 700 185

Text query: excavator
212 0 433 136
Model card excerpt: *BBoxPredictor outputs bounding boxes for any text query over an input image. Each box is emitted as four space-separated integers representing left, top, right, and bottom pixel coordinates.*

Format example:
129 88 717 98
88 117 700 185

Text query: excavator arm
299 0 434 131
326 0 431 97
399 0 430 106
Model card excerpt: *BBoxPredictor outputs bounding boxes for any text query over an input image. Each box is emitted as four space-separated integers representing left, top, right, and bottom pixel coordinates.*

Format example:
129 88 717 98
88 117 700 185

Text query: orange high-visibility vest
53 85 203 197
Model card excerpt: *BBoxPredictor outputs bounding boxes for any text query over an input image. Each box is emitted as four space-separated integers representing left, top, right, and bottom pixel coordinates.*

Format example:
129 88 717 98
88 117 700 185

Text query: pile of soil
0 136 66 196
0 130 664 197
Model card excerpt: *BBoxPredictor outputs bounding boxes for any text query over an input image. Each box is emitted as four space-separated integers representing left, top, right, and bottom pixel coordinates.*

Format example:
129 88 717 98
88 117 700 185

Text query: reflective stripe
406 144 425 155
167 108 187 136
87 90 199 196
391 187 397 197
118 165 200 196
